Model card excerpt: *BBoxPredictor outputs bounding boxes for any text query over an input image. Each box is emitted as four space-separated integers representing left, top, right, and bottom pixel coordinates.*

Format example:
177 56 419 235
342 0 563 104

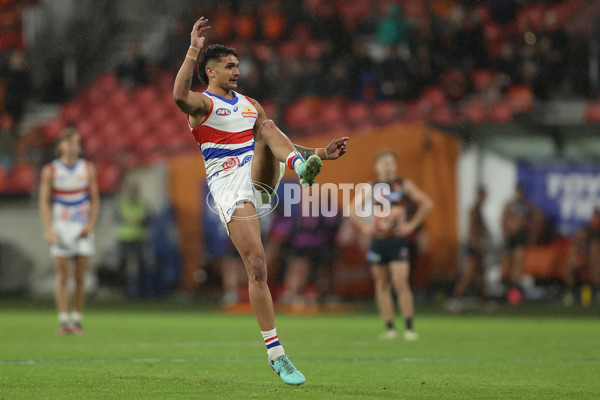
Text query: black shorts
367 236 409 265
505 230 528 251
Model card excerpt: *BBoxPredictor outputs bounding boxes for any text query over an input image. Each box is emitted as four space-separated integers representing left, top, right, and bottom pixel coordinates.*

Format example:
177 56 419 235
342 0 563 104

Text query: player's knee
260 119 276 134
393 278 410 292
246 253 267 283
56 274 68 286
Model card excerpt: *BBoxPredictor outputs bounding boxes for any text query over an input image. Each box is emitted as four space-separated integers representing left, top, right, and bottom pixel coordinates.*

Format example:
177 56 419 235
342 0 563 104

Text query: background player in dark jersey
563 208 600 305
350 149 433 340
501 184 535 305
447 186 489 313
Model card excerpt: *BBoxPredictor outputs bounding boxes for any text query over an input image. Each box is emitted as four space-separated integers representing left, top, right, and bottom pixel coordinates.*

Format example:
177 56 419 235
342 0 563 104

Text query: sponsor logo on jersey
241 106 258 118
233 106 238 112
216 108 231 116
222 157 240 171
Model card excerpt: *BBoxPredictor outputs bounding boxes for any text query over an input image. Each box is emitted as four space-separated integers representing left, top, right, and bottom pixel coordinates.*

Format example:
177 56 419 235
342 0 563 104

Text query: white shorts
208 160 285 234
50 221 95 258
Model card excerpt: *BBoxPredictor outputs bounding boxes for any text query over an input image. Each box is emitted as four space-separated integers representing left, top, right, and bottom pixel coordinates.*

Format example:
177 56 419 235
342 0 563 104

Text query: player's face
60 135 81 159
375 154 397 180
211 55 240 91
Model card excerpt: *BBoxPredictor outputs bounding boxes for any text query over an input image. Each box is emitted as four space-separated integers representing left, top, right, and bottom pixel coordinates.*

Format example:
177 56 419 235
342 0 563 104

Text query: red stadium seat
584 103 600 123
60 102 84 124
317 101 346 128
94 72 119 94
471 69 496 92
42 119 65 142
460 101 486 124
284 98 320 130
404 101 426 122
7 164 35 194
0 165 7 192
506 85 534 113
421 86 447 109
96 161 121 194
346 102 370 125
430 106 456 126
134 86 159 108
106 89 132 112
487 102 514 123
372 101 399 124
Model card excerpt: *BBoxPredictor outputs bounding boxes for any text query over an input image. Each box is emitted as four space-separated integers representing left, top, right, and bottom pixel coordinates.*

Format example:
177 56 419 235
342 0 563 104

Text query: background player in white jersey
39 128 100 335
350 150 433 341
173 17 348 386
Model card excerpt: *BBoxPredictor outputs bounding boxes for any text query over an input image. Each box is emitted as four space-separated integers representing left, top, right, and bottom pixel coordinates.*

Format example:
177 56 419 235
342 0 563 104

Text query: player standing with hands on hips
39 128 100 335
173 17 349 385
350 150 433 341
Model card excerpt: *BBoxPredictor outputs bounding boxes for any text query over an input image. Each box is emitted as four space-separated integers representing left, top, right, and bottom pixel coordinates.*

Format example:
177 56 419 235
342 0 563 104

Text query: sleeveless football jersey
51 159 91 224
188 91 258 183
373 178 406 238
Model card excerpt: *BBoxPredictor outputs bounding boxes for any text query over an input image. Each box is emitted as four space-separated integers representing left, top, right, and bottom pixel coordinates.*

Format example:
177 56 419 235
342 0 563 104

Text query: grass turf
0 302 599 399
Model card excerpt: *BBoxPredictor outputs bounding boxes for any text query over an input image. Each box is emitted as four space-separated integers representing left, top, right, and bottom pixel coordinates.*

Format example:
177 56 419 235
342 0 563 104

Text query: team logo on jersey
241 106 258 118
216 108 231 116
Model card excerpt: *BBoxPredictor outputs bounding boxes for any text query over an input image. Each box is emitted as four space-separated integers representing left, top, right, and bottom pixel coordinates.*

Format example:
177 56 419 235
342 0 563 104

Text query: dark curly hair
197 44 238 84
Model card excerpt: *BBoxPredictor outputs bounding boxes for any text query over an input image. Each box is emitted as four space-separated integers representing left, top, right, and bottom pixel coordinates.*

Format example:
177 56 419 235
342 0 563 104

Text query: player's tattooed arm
293 137 349 160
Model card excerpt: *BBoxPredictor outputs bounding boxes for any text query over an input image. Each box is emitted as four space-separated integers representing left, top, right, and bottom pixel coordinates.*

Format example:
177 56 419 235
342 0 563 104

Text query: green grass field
0 301 599 399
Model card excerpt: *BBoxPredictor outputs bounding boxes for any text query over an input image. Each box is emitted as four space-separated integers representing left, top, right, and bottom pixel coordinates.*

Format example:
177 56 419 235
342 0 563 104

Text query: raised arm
39 164 58 244
173 17 212 119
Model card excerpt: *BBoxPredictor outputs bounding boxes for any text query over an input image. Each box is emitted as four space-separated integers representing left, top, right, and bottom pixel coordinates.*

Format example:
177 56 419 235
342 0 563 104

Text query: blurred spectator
116 42 148 87
533 11 569 99
501 183 535 305
447 186 489 312
489 0 517 24
375 3 409 47
0 115 16 171
162 20 191 72
563 208 600 305
260 0 288 42
377 47 411 101
309 3 348 56
235 3 258 42
3 49 31 126
116 183 150 296
277 195 341 306
451 8 486 70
